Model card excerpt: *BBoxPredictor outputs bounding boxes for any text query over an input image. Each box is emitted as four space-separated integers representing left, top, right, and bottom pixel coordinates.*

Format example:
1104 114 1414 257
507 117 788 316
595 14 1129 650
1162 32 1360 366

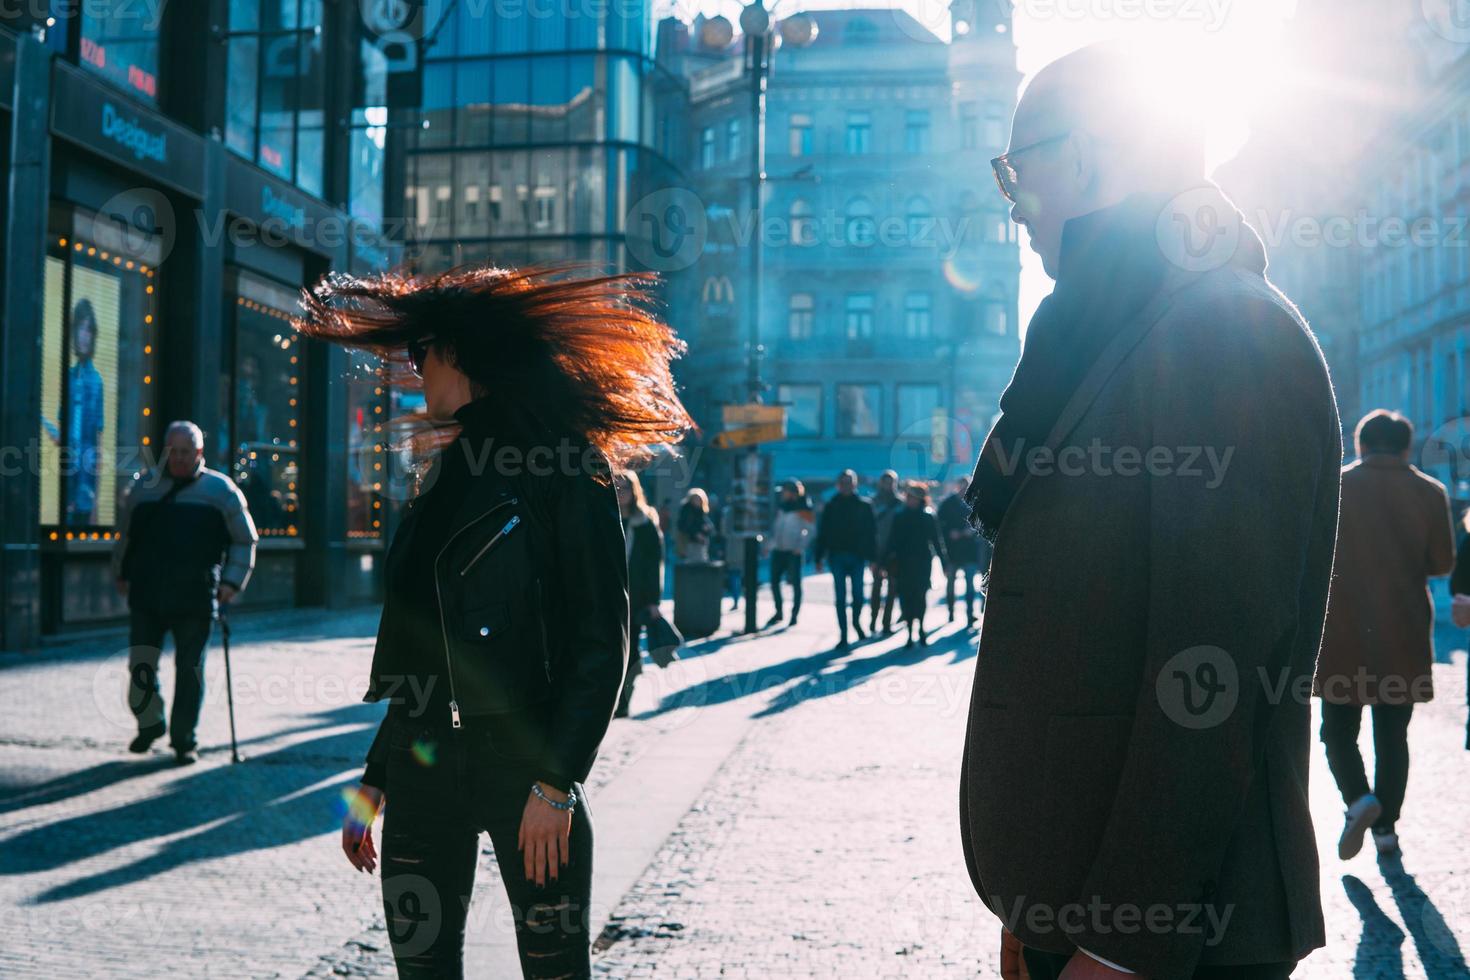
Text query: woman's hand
342 783 384 873
519 782 573 887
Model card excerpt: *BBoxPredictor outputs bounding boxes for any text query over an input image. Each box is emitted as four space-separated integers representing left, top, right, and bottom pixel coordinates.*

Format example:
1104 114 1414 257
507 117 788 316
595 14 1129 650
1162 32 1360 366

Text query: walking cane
218 608 242 763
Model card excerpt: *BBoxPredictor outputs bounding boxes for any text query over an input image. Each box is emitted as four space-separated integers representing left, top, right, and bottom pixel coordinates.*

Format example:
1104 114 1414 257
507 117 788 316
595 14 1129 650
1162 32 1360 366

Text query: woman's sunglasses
990 132 1070 204
406 337 435 378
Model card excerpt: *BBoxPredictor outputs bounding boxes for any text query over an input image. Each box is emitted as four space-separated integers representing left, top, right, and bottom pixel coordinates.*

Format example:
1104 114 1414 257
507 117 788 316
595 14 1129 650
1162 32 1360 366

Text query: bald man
113 421 258 764
959 42 1337 979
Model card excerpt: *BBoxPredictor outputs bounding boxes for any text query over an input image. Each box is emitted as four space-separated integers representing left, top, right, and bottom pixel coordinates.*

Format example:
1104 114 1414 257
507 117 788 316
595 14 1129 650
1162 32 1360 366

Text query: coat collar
1360 453 1410 470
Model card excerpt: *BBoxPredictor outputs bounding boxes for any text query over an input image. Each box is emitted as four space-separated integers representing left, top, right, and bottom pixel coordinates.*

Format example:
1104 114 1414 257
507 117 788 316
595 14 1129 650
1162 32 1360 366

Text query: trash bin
674 560 725 640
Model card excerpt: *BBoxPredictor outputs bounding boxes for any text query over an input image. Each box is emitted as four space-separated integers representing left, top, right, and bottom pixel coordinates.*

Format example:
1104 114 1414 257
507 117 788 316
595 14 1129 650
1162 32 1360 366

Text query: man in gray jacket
113 421 257 764
960 43 1336 979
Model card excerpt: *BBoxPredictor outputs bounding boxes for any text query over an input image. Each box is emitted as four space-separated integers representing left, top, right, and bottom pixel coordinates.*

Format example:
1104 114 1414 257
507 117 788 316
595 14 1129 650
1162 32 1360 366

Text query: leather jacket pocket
461 600 512 643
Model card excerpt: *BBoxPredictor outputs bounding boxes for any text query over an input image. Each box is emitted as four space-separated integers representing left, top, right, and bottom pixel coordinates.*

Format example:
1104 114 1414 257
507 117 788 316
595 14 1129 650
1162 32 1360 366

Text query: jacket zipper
536 577 551 682
433 497 517 729
459 515 521 577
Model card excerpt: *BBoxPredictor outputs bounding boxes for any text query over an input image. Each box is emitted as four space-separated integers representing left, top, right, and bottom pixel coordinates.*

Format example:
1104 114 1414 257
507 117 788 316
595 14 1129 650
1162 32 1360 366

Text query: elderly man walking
113 421 257 764
959 42 1339 980
1315 410 1455 859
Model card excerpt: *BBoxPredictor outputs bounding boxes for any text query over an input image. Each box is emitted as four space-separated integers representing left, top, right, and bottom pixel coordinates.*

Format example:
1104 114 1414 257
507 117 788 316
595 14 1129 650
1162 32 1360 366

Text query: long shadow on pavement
1377 853 1469 979
640 619 977 721
1 703 380 903
1344 874 1406 979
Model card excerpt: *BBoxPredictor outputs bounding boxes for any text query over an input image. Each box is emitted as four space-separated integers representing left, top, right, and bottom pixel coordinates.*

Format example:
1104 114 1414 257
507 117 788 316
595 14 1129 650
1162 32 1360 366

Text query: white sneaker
1372 829 1400 855
1338 794 1383 859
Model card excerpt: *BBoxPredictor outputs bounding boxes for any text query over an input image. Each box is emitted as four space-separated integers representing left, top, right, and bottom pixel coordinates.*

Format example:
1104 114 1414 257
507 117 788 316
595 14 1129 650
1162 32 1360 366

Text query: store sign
50 64 204 196
261 185 307 233
100 102 167 163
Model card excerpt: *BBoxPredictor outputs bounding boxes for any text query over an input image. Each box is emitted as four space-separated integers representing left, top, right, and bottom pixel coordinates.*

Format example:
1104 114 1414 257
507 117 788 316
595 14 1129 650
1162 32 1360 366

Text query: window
985 295 1009 335
225 271 304 538
845 294 874 338
345 352 387 539
727 118 742 161
700 126 717 168
777 383 822 437
79 0 160 100
904 293 932 339
960 102 978 150
790 198 815 246
845 198 876 246
837 384 881 437
788 293 815 339
39 210 162 532
897 383 941 436
905 110 931 153
907 196 933 243
984 104 1007 149
846 111 872 155
789 112 813 156
225 0 327 195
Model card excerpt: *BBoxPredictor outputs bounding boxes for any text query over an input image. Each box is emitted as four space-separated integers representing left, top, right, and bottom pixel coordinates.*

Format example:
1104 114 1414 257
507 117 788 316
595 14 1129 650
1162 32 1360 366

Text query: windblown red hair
297 264 695 470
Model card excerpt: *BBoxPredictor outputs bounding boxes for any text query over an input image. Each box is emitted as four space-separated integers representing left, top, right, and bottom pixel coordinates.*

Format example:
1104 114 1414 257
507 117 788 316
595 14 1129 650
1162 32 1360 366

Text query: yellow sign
714 421 786 448
722 403 786 427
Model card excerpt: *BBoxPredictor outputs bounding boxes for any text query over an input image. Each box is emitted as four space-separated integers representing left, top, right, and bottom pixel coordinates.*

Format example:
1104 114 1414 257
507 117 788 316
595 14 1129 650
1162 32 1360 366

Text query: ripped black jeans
380 716 594 979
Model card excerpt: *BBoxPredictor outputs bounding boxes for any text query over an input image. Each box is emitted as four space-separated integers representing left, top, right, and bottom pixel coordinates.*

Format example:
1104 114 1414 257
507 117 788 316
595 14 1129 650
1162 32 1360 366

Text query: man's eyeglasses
990 132 1070 204
407 337 435 378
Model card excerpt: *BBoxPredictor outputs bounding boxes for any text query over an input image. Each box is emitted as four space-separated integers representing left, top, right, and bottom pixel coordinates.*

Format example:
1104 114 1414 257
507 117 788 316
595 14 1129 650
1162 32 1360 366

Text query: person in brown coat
1315 410 1455 860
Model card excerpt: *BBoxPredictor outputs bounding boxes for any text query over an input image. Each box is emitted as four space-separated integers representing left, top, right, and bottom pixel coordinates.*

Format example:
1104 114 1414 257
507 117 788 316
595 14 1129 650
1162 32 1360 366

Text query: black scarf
964 191 1175 540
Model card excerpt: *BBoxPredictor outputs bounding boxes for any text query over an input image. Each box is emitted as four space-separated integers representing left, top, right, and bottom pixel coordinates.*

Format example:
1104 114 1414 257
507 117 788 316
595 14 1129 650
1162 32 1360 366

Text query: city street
2 573 1468 978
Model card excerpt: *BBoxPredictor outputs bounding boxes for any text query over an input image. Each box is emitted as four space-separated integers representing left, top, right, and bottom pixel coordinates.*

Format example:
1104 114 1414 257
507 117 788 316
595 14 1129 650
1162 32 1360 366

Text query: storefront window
39 210 162 537
78 2 161 101
346 353 388 539
225 271 303 538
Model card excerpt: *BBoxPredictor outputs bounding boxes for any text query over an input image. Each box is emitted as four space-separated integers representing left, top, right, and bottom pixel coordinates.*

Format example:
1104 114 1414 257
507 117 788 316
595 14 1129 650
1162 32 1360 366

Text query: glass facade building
400 0 686 272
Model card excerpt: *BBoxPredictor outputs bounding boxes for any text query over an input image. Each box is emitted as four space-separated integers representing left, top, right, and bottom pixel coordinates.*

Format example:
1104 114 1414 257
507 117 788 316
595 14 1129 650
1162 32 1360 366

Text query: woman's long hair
297 264 694 473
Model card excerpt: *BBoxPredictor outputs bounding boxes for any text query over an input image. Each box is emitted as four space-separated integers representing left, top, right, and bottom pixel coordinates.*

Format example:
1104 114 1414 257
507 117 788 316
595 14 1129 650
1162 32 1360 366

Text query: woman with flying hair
308 264 692 979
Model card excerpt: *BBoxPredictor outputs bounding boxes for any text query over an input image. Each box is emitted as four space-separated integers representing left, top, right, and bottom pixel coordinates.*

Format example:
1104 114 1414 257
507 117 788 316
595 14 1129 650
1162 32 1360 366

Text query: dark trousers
769 550 802 619
1022 948 1293 979
868 561 896 630
827 552 865 637
381 717 595 979
1320 701 1414 831
944 562 983 619
616 610 645 715
127 607 213 751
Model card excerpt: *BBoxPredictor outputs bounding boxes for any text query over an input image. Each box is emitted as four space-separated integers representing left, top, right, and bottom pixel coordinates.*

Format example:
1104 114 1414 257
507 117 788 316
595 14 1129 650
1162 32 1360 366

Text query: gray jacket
113 465 258 616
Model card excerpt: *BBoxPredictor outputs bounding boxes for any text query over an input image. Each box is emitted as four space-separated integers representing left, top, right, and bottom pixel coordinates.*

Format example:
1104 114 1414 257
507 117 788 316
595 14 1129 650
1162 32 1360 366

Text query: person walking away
674 488 713 563
615 470 665 718
937 476 989 629
766 480 813 627
960 42 1339 979
812 469 875 650
316 265 693 979
868 470 902 634
112 419 257 765
1315 410 1455 859
719 500 745 610
884 482 947 647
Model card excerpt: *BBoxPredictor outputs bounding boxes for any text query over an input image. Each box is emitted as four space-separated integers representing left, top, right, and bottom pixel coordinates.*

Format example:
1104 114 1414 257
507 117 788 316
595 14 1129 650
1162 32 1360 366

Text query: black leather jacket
362 406 629 792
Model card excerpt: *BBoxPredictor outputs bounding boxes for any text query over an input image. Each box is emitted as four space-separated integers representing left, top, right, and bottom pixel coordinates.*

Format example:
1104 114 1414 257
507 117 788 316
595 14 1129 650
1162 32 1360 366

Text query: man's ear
1066 130 1097 196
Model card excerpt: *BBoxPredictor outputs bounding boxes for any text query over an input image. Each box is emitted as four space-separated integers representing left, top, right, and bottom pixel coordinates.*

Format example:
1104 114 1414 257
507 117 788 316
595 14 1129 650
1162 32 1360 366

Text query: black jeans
1022 948 1293 979
769 550 802 619
944 562 983 618
381 717 595 979
127 607 213 751
1320 701 1414 831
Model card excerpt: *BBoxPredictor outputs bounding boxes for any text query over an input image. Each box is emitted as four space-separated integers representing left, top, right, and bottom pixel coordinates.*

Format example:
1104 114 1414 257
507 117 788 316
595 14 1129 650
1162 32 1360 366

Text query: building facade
0 2 403 648
664 5 1021 499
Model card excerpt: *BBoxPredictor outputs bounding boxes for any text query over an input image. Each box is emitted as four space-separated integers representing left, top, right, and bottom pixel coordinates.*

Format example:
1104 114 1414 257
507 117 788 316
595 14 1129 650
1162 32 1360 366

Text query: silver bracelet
531 781 577 812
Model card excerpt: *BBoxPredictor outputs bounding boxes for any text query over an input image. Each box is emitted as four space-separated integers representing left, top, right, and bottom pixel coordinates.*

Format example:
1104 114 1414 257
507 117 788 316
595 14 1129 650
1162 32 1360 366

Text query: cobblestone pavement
3 581 1470 978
